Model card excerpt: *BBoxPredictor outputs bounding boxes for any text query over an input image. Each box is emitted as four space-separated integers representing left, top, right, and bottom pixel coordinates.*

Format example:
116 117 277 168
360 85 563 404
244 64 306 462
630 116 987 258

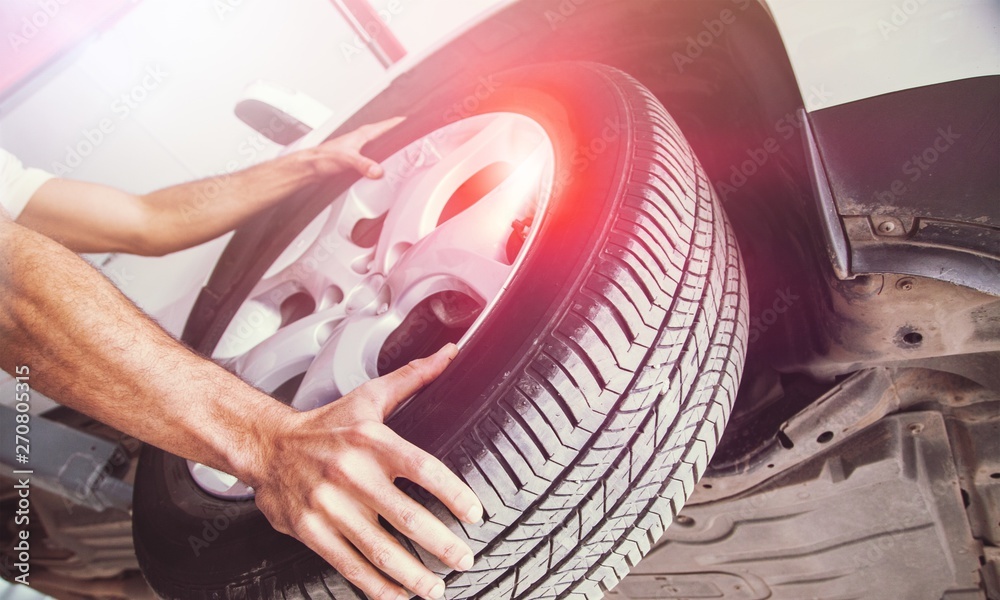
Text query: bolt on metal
877 221 896 234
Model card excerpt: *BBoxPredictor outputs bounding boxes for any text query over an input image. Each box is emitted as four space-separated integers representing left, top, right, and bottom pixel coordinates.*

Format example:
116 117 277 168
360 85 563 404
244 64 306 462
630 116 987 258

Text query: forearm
0 218 287 478
137 117 399 256
15 118 399 257
0 218 485 598
139 149 324 256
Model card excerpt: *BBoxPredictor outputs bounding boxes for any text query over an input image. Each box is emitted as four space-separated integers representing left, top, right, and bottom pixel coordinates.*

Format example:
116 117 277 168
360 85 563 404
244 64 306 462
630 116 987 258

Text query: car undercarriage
1 1 997 598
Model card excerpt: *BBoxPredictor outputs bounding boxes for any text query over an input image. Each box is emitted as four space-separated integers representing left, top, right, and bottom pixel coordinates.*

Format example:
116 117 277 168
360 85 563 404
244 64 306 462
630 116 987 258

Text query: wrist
210 384 298 489
291 147 335 183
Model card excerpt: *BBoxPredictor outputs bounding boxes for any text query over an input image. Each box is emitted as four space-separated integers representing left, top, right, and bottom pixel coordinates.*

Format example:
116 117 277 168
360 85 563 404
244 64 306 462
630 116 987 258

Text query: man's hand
247 344 482 600
16 117 405 256
311 117 405 180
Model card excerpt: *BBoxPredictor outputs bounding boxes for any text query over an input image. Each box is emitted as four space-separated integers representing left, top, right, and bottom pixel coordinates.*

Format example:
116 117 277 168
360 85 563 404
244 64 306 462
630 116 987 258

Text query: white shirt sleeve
0 148 55 219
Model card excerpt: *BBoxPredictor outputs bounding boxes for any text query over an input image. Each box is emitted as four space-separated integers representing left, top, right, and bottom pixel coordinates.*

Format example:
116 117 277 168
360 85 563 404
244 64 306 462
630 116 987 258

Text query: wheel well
332 0 829 364
369 0 832 463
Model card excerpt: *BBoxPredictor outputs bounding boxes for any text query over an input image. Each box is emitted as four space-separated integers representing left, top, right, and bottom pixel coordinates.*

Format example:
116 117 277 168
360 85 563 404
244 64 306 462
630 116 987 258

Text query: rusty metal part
776 273 1000 381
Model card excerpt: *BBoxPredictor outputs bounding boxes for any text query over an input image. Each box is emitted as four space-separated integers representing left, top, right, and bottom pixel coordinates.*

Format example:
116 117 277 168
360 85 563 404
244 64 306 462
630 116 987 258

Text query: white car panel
766 0 1000 111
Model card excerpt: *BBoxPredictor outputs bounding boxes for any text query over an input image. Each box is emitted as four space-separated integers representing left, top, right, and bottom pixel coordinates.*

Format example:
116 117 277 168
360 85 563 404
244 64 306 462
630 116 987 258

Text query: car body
1 1 997 598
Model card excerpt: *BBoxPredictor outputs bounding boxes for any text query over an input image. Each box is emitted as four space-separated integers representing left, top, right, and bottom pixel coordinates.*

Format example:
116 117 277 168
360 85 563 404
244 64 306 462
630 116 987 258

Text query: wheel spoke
191 113 556 498
213 193 380 360
292 314 395 410
228 305 347 394
385 135 554 307
215 114 553 409
388 237 513 312
372 114 551 273
292 115 553 410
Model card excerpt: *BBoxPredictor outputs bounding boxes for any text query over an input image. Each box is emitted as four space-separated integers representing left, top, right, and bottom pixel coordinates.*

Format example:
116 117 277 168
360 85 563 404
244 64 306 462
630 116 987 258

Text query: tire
133 61 748 600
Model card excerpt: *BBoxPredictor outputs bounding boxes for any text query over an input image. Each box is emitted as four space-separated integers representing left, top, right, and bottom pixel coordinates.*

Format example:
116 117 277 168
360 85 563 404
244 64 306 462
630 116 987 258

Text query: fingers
255 339 477 599
351 344 482 522
361 344 458 417
359 116 406 141
382 435 484 527
321 116 404 179
346 117 405 179
363 478 478 571
339 511 450 600
294 486 460 600
295 513 410 600
350 154 384 179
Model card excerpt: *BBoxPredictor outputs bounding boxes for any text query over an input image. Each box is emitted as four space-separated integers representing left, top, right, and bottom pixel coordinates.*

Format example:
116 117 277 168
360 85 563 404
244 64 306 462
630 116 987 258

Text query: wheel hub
189 112 556 499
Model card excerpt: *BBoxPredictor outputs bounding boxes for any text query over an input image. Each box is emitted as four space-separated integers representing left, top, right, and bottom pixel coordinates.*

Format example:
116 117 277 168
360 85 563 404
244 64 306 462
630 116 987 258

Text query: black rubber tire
133 61 748 600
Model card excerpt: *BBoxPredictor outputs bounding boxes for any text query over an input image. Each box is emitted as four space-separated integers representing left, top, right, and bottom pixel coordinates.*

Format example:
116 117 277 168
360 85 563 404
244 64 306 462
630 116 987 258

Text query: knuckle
355 420 386 442
369 543 394 570
343 420 378 445
293 512 328 542
288 514 311 537
339 560 365 585
353 379 377 398
306 484 329 505
402 361 431 384
372 581 400 600
354 383 386 411
324 456 351 481
396 505 420 531
408 452 436 480
438 540 460 562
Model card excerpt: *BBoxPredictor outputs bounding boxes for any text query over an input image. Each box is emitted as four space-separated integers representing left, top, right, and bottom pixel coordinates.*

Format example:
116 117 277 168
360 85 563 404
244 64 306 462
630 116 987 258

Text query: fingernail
367 164 383 178
465 504 483 524
457 553 474 571
428 581 445 600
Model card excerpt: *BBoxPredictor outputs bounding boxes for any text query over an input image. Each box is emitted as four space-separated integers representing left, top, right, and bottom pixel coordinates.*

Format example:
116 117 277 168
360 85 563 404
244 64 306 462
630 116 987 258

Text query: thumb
349 154 384 179
363 344 458 418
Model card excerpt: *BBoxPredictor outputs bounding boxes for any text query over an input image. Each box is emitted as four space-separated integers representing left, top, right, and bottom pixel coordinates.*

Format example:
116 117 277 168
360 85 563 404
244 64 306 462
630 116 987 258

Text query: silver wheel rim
189 113 556 499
